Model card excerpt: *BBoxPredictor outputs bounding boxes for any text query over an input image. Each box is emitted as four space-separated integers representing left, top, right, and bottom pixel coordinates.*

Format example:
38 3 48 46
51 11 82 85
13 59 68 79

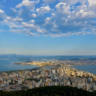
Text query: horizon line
0 54 96 57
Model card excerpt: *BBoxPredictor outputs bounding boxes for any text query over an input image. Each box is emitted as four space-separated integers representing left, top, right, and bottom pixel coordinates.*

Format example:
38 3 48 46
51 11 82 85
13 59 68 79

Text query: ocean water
0 55 55 72
0 55 96 74
74 65 96 75
0 59 38 72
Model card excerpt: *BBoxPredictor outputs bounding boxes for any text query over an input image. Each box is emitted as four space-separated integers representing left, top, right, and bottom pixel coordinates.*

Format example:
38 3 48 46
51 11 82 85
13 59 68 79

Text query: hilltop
0 86 96 96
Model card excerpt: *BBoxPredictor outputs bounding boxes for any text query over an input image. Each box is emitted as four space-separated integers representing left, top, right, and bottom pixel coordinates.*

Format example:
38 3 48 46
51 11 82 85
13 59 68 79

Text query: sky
0 0 96 55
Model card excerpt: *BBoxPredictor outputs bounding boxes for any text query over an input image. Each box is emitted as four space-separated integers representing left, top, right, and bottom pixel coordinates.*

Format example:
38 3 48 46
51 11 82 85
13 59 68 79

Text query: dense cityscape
0 60 96 92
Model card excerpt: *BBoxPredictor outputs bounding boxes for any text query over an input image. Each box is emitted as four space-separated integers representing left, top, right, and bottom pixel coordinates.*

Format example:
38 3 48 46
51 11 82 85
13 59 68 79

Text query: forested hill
0 86 96 96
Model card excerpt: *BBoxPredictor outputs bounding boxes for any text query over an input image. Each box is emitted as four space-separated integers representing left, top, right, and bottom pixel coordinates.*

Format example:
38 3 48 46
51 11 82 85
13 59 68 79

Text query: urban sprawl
0 60 96 92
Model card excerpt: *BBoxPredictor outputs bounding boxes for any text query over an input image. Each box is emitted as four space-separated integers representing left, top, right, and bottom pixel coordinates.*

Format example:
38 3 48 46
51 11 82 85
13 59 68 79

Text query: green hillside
0 86 96 96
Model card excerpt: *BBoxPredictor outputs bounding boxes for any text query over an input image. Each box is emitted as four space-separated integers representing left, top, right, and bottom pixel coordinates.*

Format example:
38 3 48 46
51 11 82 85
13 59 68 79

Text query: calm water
0 55 96 74
0 55 50 72
0 59 38 72
74 65 96 75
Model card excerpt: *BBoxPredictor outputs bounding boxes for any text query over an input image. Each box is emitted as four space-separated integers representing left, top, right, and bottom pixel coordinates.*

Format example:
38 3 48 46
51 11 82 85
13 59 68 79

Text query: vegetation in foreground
0 86 96 96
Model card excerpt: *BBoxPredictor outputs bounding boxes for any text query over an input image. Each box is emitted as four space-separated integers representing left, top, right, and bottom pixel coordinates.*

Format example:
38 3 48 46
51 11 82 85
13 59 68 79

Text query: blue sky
0 0 96 55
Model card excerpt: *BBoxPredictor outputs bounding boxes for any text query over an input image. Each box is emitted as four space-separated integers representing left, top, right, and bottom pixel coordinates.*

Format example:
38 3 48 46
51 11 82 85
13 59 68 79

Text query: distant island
15 61 54 67
15 59 96 67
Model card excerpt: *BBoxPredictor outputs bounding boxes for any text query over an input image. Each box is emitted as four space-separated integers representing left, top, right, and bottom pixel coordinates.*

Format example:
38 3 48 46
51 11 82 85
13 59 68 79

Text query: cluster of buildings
19 61 53 67
0 66 96 92
51 60 96 66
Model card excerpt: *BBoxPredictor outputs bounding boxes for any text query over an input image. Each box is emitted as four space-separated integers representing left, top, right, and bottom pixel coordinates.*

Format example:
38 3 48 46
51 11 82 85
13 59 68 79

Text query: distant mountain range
0 54 96 60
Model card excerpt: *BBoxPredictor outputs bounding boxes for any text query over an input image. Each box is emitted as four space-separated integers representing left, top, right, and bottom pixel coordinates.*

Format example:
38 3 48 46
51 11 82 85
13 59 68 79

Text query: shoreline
1 61 96 75
0 63 96 91
0 65 96 91
0 67 40 74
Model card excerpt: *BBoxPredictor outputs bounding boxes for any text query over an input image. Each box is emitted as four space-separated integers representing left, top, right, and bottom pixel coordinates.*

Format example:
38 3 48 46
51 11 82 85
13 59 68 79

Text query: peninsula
15 61 54 67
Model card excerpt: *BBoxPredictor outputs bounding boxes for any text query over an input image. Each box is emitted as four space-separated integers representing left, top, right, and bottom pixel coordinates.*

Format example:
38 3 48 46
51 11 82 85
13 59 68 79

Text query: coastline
0 62 96 91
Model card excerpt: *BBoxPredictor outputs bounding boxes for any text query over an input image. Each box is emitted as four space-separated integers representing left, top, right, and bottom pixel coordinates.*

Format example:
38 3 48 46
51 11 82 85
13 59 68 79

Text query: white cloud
32 13 37 17
76 10 96 18
10 8 17 13
59 0 84 5
22 22 35 28
16 0 35 11
1 0 96 37
55 2 70 15
16 3 22 8
0 9 4 13
14 18 23 21
46 17 50 21
0 9 6 21
88 0 96 7
29 20 35 23
22 0 34 7
36 6 51 14
37 28 46 33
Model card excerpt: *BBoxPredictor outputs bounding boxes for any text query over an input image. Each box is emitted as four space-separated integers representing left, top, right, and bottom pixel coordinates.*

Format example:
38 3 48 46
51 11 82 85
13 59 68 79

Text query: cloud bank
0 0 96 37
